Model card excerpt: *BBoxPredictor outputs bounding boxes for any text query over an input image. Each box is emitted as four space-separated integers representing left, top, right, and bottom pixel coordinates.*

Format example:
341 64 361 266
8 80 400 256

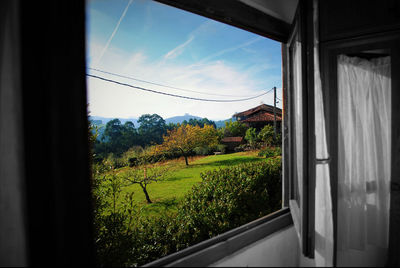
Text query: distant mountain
164 113 203 124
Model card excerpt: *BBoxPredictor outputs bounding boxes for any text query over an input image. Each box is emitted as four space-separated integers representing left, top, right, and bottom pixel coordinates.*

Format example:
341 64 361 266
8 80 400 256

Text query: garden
89 116 282 266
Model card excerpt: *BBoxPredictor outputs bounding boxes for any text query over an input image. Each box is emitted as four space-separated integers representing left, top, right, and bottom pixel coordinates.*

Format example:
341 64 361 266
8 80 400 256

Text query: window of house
85 0 285 266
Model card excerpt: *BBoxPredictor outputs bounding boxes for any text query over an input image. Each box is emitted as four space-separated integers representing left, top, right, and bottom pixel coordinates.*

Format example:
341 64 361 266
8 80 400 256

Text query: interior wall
0 0 28 266
209 225 299 267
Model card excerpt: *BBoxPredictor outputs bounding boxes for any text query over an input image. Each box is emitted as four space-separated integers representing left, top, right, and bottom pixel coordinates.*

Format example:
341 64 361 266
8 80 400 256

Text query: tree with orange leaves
160 124 219 166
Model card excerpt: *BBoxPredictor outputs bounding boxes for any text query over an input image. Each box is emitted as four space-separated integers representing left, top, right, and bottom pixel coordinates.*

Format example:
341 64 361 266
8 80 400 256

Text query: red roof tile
234 104 282 118
241 112 282 123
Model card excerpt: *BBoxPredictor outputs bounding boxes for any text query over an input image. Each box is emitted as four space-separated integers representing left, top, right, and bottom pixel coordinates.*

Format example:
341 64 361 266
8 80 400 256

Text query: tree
122 164 169 204
223 120 247 137
122 121 139 148
103 119 124 155
183 118 216 128
245 127 258 148
101 119 141 157
138 114 166 145
258 124 281 147
161 124 219 165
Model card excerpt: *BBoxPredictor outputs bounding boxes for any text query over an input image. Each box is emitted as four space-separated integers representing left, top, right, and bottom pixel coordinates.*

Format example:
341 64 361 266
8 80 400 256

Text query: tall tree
122 121 139 148
138 114 166 145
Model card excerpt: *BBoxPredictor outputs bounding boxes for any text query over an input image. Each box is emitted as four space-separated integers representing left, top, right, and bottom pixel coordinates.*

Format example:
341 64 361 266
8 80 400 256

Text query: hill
165 113 202 124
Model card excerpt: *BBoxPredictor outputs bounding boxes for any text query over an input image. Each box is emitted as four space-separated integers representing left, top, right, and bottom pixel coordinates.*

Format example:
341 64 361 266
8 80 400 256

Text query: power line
86 73 274 102
88 67 268 98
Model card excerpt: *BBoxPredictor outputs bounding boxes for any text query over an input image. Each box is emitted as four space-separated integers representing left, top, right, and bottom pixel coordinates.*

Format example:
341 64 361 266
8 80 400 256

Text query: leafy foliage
223 120 248 137
182 117 217 128
160 124 219 165
258 147 282 158
92 169 138 267
258 124 281 147
138 114 167 145
94 119 140 160
245 127 258 148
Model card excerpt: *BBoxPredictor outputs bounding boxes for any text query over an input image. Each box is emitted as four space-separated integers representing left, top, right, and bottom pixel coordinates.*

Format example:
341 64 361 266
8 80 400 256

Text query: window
86 0 286 266
285 6 312 257
322 34 400 267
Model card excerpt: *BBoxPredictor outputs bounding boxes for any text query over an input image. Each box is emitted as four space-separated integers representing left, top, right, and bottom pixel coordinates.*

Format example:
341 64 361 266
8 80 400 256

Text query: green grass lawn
115 151 264 217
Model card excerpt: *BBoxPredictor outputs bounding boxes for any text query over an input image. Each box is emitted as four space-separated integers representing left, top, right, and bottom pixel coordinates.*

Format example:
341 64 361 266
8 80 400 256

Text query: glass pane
290 37 302 206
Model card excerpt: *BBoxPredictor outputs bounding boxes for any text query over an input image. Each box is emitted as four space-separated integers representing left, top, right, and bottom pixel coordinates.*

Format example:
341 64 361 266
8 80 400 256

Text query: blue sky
86 0 282 120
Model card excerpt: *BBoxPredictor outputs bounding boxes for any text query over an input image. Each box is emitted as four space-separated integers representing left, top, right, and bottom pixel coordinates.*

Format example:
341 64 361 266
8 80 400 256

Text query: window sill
143 207 292 267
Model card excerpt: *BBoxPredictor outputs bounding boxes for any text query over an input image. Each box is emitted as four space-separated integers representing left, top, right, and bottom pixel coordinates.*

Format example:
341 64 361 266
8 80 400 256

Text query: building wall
209 225 299 267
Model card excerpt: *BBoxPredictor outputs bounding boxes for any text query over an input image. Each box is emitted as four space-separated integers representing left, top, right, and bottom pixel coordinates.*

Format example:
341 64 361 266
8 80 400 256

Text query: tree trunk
140 183 152 204
184 155 189 166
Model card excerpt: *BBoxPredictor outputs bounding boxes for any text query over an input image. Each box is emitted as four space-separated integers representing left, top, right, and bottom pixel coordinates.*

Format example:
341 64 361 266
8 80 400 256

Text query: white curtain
337 55 391 258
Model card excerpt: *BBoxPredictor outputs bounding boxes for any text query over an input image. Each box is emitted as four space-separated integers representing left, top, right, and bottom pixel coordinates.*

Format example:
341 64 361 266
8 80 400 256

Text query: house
220 136 245 152
1 0 399 267
234 104 282 131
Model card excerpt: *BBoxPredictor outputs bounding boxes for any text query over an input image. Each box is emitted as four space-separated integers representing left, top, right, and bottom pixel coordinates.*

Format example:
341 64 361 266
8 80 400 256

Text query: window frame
284 1 315 257
320 31 400 266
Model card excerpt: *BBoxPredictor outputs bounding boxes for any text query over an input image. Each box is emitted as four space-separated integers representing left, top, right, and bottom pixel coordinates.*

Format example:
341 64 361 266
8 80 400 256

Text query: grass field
114 151 264 217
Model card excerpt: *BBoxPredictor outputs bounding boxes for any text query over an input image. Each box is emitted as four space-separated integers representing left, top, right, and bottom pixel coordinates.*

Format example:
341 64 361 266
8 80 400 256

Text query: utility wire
88 67 268 98
87 73 274 102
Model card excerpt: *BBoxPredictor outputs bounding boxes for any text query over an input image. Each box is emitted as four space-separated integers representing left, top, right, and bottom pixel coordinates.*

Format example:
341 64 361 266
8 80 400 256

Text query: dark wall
320 0 400 42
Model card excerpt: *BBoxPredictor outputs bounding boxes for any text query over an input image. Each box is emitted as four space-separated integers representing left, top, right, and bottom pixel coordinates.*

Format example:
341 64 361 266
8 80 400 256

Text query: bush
245 127 258 148
258 147 282 158
258 125 281 147
172 157 282 250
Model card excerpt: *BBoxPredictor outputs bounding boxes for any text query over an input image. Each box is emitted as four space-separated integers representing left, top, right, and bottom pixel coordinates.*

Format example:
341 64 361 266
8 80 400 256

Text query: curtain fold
337 55 391 254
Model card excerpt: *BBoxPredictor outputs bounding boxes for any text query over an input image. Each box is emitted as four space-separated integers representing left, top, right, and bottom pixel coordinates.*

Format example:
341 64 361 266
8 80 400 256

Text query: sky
86 0 282 121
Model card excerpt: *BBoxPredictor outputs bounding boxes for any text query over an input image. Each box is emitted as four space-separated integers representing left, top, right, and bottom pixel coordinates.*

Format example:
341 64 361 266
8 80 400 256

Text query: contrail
95 0 134 66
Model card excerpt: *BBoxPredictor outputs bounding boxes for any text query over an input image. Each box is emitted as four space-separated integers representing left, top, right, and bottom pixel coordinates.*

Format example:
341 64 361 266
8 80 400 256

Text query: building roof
221 137 244 143
233 104 282 118
241 112 282 123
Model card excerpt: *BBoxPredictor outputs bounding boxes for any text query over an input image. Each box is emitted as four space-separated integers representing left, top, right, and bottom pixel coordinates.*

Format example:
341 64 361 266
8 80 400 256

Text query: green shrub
258 147 282 158
172 157 282 251
244 127 258 148
258 125 281 147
